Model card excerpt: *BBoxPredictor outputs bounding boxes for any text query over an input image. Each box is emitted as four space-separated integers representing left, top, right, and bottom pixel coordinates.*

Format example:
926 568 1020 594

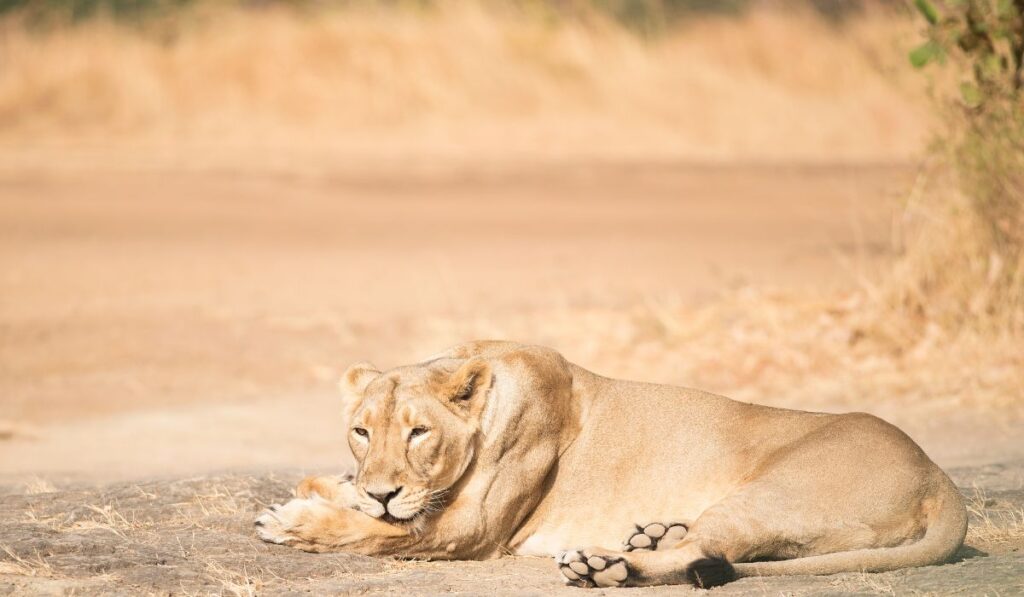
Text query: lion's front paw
624 522 688 552
556 548 630 588
255 496 333 550
254 501 302 545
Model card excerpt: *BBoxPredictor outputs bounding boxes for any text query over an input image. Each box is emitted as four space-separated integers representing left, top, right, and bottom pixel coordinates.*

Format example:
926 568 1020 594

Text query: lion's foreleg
295 474 358 505
254 492 499 558
255 495 410 554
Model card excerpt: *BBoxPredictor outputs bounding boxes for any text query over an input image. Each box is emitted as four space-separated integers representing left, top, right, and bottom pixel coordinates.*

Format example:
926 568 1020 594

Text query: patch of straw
965 487 1024 546
0 545 52 577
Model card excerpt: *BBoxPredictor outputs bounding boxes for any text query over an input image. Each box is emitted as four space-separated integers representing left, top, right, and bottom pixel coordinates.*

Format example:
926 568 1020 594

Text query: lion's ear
339 362 380 413
443 358 493 419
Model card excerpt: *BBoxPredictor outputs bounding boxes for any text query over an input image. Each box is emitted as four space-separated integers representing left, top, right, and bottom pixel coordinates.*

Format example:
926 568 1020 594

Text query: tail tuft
686 556 735 588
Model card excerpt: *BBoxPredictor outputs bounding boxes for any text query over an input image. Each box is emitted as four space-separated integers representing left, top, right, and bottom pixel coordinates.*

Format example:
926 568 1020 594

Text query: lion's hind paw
624 521 688 552
556 549 629 588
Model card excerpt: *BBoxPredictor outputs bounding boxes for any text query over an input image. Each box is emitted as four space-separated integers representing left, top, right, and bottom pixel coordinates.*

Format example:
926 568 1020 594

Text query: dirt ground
2 161 1022 594
0 464 1022 596
0 162 925 480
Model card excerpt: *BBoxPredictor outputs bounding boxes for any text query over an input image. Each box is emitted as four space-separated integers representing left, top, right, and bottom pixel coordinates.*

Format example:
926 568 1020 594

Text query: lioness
255 341 967 588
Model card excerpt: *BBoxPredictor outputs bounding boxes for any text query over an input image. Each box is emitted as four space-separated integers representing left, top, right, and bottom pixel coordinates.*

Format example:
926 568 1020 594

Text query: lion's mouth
380 509 424 525
357 487 446 525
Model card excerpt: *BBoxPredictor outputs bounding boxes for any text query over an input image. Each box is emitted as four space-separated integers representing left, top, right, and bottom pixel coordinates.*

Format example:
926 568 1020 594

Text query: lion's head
339 357 492 523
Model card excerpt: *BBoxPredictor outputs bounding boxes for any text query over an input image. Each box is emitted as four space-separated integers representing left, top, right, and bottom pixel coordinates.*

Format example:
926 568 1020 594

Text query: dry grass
0 545 52 577
18 477 56 495
860 156 1024 348
76 503 134 537
22 500 154 538
0 3 927 163
188 486 248 517
416 286 1024 414
965 487 1024 547
168 485 256 531
200 560 269 597
828 572 899 596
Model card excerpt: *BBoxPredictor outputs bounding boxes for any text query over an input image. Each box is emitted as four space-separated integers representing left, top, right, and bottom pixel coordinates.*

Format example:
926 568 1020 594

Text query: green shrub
892 0 1024 336
0 0 194 22
0 0 897 30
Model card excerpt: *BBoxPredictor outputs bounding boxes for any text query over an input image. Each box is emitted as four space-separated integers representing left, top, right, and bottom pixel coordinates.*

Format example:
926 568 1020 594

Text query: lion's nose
367 487 402 507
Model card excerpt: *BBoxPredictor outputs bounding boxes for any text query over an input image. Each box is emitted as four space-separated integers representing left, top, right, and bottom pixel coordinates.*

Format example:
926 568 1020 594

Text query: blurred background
0 0 1021 486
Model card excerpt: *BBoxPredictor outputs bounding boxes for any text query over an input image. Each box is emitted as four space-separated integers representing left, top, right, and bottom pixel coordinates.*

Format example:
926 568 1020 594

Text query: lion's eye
352 427 369 438
408 427 429 440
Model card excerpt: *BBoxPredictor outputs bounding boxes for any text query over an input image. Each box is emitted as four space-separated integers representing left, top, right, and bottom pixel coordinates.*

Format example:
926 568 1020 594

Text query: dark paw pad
624 522 688 551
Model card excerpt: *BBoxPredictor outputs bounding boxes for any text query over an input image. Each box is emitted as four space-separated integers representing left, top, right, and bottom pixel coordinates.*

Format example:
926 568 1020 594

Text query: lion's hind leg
556 543 734 588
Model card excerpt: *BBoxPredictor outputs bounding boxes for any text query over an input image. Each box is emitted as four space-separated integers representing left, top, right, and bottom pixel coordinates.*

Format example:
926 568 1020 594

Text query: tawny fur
255 341 967 588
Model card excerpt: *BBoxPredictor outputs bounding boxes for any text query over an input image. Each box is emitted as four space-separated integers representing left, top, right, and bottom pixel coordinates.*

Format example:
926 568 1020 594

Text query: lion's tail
732 473 967 578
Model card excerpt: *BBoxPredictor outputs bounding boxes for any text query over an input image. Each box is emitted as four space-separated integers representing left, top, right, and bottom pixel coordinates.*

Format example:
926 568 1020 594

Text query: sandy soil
1 162 928 481
2 161 1022 594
